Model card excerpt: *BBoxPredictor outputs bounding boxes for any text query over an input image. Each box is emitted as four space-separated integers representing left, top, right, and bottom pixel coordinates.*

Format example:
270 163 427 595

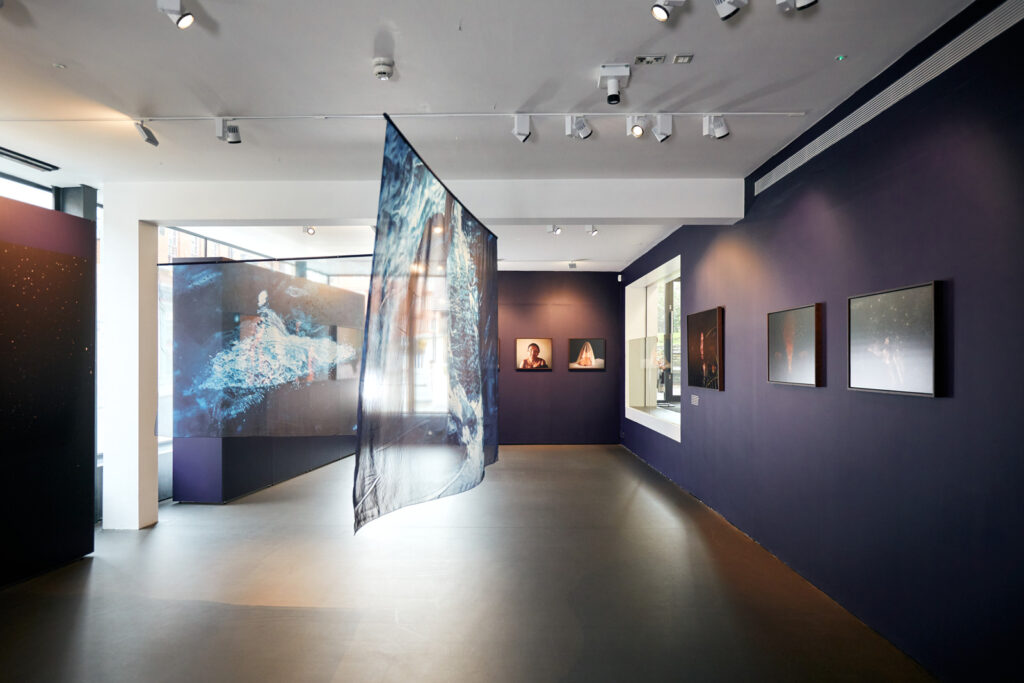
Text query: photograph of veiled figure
768 304 822 387
848 282 935 396
516 337 552 371
687 307 724 391
569 338 606 370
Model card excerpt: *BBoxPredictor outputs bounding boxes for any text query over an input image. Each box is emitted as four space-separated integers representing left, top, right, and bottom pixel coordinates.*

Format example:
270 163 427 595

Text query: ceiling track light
546 225 563 236
134 120 159 147
712 0 747 21
303 226 317 236
652 114 673 142
777 0 817 11
627 115 647 138
565 115 593 140
512 114 531 143
703 114 729 139
587 225 599 237
156 0 195 29
651 0 687 23
215 117 242 144
598 64 631 106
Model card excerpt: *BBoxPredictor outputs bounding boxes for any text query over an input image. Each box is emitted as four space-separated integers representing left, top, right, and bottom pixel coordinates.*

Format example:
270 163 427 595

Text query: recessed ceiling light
304 226 316 236
835 54 847 62
52 63 67 70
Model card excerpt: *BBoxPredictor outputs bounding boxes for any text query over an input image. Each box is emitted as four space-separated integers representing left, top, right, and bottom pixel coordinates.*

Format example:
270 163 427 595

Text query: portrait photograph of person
568 338 606 371
515 338 552 371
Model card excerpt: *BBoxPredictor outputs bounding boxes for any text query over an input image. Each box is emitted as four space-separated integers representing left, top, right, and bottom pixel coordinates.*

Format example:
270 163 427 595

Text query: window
624 256 682 441
0 174 52 209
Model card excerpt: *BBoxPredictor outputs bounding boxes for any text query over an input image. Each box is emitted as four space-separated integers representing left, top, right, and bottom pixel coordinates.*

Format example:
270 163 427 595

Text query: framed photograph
768 303 823 387
568 338 606 371
515 337 553 371
687 307 724 391
848 282 935 397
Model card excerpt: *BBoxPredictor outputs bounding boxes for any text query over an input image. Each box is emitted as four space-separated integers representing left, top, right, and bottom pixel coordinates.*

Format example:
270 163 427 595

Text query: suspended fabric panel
354 118 498 531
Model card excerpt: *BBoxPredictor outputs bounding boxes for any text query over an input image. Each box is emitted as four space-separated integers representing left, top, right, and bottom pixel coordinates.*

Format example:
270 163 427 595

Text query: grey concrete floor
0 445 932 682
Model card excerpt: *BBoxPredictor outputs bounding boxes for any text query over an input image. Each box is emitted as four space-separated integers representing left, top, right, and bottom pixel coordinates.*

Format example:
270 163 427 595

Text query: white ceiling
0 0 972 269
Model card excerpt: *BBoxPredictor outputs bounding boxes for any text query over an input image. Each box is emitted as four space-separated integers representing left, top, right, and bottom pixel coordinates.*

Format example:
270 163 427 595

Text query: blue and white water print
353 118 498 530
162 257 368 437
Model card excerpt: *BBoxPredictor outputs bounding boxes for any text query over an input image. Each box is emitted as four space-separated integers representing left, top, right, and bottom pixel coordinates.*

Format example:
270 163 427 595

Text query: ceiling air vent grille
755 1 1023 196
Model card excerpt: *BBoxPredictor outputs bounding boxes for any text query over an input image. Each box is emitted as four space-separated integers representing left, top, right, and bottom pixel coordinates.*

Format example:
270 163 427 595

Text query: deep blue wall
499 271 621 444
621 21 1023 681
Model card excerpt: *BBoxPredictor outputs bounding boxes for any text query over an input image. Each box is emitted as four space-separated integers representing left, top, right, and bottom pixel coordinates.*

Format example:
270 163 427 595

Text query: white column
99 186 158 529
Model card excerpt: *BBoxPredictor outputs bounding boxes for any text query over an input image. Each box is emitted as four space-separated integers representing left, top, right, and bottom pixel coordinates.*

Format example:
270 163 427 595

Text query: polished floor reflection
0 445 932 682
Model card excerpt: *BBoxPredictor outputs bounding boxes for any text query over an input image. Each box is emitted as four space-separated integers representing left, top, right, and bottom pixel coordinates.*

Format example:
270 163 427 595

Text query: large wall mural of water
163 257 368 438
353 117 498 530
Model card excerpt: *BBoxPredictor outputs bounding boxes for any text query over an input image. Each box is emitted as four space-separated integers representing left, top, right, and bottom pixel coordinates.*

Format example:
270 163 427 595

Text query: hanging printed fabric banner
353 116 498 531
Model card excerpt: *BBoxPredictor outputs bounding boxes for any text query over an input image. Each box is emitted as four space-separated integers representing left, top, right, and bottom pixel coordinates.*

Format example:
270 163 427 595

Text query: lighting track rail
0 111 806 124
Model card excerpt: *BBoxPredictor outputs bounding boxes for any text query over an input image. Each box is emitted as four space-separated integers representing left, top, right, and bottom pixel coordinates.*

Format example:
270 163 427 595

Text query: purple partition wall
621 22 1023 680
499 271 621 444
0 196 95 586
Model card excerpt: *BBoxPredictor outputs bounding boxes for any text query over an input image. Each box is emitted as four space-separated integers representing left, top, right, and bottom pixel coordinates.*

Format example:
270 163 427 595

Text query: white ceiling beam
105 177 745 228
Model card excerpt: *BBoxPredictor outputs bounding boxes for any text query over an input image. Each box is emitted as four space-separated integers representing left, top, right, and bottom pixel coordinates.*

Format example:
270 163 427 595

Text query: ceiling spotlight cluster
654 0 814 23
156 0 195 29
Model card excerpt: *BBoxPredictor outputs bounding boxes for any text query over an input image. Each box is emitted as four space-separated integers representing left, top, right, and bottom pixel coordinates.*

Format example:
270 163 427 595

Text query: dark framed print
568 338 606 371
848 282 935 396
516 337 553 371
768 303 823 387
687 307 724 391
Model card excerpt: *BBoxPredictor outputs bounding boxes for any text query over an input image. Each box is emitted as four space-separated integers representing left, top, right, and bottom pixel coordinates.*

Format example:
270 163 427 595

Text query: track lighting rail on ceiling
0 111 805 124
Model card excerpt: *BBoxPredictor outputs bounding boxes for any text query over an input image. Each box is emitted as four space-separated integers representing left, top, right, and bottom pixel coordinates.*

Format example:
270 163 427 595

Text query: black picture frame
686 307 724 391
515 337 553 371
568 338 606 371
767 303 823 387
848 282 936 397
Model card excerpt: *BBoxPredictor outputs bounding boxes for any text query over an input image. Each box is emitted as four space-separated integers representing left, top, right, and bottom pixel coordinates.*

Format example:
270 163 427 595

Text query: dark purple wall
1 196 95 587
499 271 621 444
621 22 1023 681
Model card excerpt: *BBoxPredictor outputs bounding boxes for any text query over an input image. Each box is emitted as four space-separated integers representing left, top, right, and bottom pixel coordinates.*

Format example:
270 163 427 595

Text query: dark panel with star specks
1 196 95 587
